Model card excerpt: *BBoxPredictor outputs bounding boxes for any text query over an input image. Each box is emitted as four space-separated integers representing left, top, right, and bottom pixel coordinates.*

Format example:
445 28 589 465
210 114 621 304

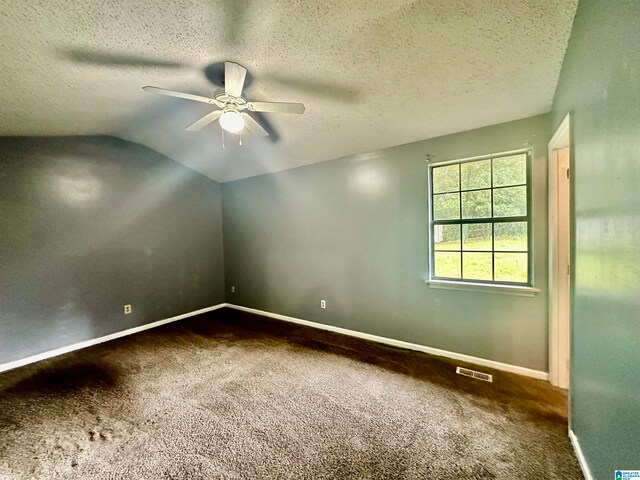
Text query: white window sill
425 279 540 297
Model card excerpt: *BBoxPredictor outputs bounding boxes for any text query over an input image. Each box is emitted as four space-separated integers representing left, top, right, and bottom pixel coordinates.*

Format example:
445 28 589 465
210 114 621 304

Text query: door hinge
566 168 570 179
567 264 570 275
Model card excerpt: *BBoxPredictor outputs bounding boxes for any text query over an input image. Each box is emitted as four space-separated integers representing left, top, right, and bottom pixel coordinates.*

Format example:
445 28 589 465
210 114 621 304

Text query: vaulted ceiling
0 0 578 182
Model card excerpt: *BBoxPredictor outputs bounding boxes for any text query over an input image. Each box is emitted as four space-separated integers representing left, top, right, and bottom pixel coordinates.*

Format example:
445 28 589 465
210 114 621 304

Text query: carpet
0 308 583 479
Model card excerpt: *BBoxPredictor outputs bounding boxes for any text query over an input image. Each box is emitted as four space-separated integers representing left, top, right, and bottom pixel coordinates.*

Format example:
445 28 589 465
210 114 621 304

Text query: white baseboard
0 304 226 374
569 429 594 480
226 304 549 381
2 302 549 382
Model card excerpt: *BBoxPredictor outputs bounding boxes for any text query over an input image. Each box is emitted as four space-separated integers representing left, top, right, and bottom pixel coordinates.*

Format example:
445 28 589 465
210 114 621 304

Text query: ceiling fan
142 62 305 139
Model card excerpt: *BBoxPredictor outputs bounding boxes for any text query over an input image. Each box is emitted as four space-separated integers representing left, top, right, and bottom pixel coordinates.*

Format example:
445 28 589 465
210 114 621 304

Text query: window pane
434 224 461 250
434 252 461 278
433 193 460 220
493 154 526 187
432 164 459 193
430 152 531 286
495 222 527 251
462 189 491 219
462 252 493 281
462 224 492 251
495 253 528 283
493 186 527 217
461 159 491 191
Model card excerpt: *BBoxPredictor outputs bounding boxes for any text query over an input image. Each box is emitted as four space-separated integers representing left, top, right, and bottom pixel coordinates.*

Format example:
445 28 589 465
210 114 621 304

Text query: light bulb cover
219 110 245 133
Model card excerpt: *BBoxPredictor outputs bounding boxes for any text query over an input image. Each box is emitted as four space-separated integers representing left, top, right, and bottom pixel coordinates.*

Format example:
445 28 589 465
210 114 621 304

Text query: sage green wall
551 0 640 478
223 114 551 371
0 136 225 365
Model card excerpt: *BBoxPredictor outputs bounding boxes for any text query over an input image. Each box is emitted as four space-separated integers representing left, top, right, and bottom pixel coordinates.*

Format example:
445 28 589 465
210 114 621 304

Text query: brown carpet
0 308 583 479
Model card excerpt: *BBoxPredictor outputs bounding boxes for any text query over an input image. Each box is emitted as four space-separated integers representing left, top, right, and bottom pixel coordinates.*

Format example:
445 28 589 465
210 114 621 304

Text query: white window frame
425 149 539 296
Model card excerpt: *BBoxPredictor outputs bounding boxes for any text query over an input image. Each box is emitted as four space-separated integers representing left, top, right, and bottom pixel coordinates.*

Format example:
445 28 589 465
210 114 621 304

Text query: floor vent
456 366 493 382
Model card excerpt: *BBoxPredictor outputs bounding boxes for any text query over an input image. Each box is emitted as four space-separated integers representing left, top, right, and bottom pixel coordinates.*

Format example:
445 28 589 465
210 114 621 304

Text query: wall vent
456 366 493 382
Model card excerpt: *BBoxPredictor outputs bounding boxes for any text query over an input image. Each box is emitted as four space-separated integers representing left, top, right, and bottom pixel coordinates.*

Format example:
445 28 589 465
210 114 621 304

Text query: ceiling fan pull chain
239 131 243 146
222 127 225 150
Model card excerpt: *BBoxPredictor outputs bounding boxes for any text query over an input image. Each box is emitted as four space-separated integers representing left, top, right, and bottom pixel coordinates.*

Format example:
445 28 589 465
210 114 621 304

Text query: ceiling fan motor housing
215 89 248 110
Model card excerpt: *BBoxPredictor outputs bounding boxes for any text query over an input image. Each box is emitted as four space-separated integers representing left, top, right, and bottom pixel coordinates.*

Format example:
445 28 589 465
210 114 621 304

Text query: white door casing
548 114 571 390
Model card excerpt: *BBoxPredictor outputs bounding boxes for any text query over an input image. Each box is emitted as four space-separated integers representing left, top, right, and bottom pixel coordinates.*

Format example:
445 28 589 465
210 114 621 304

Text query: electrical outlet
231 286 236 293
124 304 132 314
320 299 326 309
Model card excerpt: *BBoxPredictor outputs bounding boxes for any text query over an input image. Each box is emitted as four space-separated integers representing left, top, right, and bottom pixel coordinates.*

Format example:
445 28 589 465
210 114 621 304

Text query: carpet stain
5 362 120 395
0 308 584 479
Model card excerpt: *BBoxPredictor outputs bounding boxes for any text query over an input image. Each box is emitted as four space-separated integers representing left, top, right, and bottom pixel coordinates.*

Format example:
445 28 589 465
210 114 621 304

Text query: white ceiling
0 0 578 182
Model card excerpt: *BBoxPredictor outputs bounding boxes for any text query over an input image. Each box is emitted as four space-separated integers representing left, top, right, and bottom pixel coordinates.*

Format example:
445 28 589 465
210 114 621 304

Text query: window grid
490 158 495 282
429 150 532 286
432 182 527 196
458 163 462 278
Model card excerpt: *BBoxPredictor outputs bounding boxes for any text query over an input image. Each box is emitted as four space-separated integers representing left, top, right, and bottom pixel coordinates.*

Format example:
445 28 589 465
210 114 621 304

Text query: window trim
425 278 540 296
427 148 535 290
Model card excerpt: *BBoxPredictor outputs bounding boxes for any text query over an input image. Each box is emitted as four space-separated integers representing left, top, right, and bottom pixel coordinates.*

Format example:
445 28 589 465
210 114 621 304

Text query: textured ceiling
0 0 578 182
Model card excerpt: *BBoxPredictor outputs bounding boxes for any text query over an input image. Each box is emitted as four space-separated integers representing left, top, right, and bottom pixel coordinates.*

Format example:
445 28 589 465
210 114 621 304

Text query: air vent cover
456 366 493 382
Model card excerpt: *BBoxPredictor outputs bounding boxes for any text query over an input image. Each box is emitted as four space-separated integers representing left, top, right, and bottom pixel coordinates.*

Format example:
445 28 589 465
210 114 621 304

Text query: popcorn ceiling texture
0 0 578 181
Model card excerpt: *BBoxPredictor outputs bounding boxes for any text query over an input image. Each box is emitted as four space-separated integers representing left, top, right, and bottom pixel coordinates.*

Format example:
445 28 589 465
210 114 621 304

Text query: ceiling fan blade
142 86 218 105
185 110 223 131
62 49 187 68
224 1 250 45
241 113 269 137
248 101 306 114
225 62 247 97
262 73 357 103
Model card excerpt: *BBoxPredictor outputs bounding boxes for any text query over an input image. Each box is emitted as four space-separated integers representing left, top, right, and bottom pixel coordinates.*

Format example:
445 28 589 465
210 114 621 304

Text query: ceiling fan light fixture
219 109 245 133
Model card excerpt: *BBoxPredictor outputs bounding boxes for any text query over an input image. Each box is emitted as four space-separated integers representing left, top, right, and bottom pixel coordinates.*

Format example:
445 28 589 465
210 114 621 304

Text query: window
428 151 532 286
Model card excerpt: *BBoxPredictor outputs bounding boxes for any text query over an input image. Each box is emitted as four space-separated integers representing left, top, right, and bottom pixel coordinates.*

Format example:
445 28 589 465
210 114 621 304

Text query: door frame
548 114 571 389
